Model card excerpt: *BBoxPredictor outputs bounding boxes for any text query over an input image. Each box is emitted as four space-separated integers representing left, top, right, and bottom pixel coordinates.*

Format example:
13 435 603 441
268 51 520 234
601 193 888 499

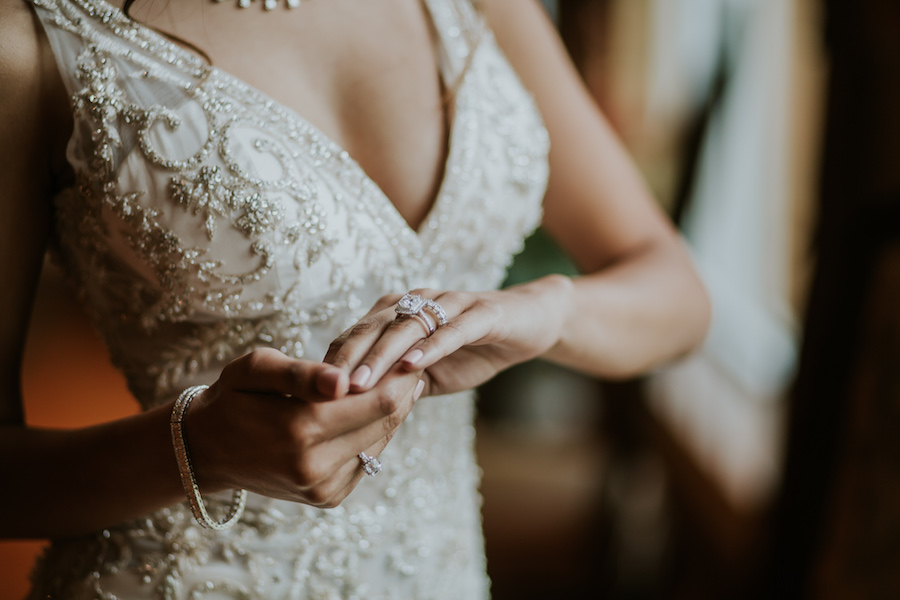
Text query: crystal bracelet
170 384 247 530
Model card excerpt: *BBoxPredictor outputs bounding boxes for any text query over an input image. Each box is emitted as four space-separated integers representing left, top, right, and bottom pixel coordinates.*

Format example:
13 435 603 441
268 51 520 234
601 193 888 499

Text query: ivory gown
26 0 549 597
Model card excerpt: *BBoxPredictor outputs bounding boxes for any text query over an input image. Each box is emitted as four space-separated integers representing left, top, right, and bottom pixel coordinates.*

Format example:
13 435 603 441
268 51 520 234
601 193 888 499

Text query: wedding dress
26 0 549 597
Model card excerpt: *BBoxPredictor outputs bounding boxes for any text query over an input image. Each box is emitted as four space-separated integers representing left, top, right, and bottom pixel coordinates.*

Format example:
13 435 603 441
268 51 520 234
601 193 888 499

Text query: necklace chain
213 0 303 9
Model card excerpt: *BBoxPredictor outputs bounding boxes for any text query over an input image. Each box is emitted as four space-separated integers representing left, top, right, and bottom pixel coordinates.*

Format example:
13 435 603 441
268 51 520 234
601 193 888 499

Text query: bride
0 0 709 597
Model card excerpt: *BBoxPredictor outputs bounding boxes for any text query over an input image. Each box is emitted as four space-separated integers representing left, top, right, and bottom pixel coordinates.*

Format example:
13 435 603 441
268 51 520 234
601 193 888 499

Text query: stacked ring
394 293 448 335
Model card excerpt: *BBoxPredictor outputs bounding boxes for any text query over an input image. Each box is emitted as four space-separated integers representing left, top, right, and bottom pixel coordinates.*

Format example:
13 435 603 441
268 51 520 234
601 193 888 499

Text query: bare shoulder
0 0 43 75
0 0 69 185
0 0 51 146
0 0 60 425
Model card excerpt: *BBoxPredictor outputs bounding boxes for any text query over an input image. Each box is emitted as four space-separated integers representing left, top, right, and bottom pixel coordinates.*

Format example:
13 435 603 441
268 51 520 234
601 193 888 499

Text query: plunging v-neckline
91 0 465 239
212 66 464 239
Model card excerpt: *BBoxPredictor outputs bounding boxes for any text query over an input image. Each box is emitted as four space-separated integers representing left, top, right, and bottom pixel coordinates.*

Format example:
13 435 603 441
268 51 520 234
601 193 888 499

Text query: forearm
0 402 185 538
542 240 710 379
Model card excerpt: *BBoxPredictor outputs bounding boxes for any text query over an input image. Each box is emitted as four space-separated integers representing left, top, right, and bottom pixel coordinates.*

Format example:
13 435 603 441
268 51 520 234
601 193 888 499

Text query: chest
36 0 549 327
117 0 450 230
33 0 548 401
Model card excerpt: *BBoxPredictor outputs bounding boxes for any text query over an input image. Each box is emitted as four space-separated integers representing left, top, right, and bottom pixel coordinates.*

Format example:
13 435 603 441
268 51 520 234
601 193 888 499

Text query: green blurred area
503 227 579 288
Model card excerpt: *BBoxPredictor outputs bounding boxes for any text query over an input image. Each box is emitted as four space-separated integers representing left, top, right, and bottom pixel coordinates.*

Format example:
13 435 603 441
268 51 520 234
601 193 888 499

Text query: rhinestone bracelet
170 384 247 530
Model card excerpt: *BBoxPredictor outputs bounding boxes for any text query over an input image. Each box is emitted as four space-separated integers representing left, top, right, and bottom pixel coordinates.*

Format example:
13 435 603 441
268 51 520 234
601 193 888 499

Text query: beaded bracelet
170 384 247 530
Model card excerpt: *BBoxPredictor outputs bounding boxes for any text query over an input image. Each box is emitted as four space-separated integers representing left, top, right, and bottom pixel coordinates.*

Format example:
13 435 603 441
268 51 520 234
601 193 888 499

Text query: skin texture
0 0 709 538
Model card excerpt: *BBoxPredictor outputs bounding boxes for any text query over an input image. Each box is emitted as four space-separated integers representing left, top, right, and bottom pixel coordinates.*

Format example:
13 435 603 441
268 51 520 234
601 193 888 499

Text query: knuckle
292 456 325 488
440 319 466 342
481 298 504 321
326 336 346 356
289 415 322 448
305 479 347 508
246 347 275 366
304 485 331 506
382 412 401 440
219 360 239 382
325 336 352 368
376 391 401 416
350 320 381 337
315 488 345 509
285 361 312 386
232 348 276 378
222 353 253 381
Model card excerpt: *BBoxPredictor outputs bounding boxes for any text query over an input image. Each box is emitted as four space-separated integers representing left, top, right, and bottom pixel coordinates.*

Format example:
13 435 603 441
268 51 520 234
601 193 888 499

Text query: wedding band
412 312 436 335
423 299 448 326
395 293 448 332
359 452 383 477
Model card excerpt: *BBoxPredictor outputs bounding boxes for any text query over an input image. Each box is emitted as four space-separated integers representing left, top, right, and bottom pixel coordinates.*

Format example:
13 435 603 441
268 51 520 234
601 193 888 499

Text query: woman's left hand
323 275 574 398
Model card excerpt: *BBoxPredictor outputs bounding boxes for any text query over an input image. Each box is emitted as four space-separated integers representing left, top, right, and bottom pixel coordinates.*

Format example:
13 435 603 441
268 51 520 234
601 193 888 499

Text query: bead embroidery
28 0 549 597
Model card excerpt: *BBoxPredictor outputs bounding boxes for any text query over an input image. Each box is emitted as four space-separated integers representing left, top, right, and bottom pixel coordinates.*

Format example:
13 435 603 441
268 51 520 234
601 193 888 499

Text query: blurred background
4 0 900 598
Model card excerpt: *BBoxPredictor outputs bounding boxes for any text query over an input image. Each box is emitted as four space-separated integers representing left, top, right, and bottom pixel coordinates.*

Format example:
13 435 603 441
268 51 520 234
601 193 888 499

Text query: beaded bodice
27 0 549 598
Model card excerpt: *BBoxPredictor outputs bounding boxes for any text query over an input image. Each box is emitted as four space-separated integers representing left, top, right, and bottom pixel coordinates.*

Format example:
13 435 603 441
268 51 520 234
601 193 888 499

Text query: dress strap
421 0 485 85
29 0 208 97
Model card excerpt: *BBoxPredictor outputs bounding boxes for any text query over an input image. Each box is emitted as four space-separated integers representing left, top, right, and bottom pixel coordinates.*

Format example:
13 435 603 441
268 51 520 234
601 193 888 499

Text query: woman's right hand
183 348 424 508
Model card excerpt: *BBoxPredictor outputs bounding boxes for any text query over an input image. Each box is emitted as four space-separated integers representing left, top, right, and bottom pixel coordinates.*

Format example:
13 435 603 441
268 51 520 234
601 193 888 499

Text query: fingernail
413 379 425 401
403 349 424 366
317 369 347 398
350 365 371 388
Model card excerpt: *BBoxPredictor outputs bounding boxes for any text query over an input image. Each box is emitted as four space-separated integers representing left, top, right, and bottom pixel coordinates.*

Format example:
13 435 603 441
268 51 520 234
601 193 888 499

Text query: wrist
539 273 575 347
510 273 575 355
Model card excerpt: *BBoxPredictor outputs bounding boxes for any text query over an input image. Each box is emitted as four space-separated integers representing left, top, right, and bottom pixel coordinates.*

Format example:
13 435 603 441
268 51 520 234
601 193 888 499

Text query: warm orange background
0 266 137 599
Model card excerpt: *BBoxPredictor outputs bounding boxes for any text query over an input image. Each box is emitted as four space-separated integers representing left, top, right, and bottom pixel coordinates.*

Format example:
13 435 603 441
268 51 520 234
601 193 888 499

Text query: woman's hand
323 275 574 398
184 348 424 508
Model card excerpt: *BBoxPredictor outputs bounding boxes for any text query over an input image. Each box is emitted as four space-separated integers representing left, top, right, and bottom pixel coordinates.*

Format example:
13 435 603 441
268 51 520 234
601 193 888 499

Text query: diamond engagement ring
359 452 383 477
395 293 448 334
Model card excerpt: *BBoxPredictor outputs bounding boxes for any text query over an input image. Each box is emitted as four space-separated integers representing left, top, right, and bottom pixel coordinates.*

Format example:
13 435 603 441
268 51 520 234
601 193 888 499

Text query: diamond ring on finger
359 452 383 477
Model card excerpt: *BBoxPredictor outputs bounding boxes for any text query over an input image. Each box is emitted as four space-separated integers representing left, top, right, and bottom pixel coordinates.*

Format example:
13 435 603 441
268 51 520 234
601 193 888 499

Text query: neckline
73 0 471 240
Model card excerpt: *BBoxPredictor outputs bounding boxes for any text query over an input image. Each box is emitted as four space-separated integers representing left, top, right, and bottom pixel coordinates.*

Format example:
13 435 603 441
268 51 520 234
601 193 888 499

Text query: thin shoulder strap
29 0 96 95
29 0 207 96
421 0 485 83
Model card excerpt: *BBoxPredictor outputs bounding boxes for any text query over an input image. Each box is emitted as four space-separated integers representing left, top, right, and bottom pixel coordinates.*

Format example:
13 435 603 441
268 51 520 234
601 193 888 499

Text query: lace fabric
26 0 549 597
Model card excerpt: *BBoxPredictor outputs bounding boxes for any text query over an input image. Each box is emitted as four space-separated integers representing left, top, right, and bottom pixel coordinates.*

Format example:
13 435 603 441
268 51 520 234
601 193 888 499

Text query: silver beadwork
28 0 549 593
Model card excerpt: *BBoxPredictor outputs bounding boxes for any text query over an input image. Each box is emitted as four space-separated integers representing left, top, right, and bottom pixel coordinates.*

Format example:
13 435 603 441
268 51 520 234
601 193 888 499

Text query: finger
323 290 437 371
322 292 408 365
292 375 423 494
315 367 350 398
221 348 348 400
323 314 392 373
300 435 393 508
299 368 422 444
346 291 462 391
346 313 435 391
399 300 497 370
308 378 424 487
334 436 393 497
